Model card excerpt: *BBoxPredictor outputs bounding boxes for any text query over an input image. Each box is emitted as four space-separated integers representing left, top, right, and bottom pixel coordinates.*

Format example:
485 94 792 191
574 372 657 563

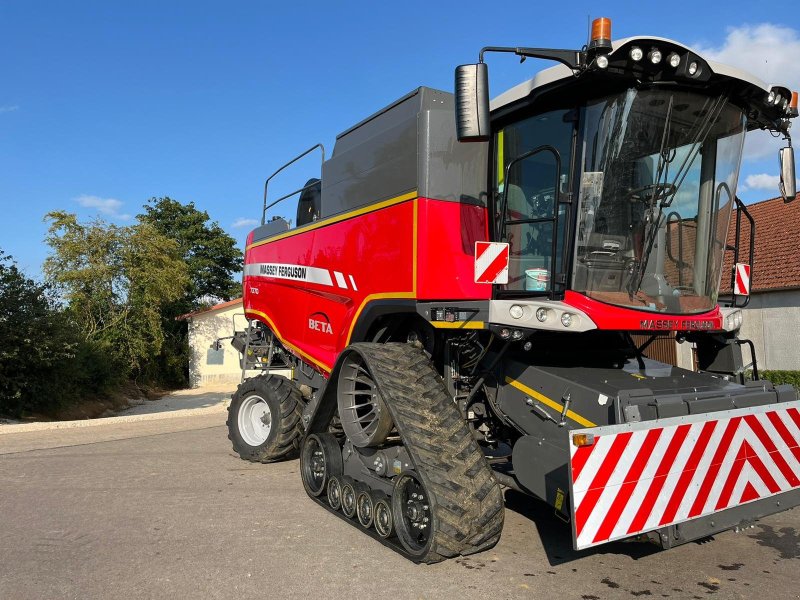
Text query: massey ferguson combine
225 19 800 562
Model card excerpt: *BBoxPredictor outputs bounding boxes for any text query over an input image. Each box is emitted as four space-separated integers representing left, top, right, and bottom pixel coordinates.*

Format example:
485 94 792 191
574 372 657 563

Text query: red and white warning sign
569 401 800 550
474 241 509 284
734 263 751 296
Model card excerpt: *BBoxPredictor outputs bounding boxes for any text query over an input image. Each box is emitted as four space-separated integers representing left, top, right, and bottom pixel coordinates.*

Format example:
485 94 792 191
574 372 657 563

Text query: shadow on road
503 489 662 566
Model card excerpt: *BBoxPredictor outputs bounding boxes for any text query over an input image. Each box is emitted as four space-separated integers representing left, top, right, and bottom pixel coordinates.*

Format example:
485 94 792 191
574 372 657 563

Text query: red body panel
563 290 723 331
244 196 492 373
416 200 490 300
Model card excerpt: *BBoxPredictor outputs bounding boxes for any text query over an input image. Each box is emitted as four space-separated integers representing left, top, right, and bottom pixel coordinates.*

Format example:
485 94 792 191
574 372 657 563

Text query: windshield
573 88 746 314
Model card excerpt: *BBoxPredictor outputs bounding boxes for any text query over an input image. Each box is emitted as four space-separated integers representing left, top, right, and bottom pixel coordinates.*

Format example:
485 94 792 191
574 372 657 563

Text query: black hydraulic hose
492 470 526 493
463 340 512 408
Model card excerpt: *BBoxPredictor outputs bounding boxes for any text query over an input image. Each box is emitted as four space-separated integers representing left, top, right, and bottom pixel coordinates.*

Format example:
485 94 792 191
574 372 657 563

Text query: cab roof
490 36 780 112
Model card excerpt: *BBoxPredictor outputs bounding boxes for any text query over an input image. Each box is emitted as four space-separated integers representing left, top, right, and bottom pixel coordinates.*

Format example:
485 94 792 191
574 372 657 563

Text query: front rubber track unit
340 343 505 563
227 374 304 463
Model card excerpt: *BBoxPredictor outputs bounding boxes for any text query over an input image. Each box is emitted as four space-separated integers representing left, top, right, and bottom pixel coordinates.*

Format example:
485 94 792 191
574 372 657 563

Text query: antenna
586 14 592 48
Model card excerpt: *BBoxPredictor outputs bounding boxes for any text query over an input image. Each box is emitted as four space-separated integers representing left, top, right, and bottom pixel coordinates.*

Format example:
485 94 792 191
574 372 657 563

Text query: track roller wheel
392 471 434 557
356 489 377 528
340 478 358 518
300 433 342 497
327 476 343 511
373 493 393 539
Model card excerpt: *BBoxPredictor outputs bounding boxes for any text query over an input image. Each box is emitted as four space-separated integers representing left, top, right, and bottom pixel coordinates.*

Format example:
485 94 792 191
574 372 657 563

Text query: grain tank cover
320 87 488 218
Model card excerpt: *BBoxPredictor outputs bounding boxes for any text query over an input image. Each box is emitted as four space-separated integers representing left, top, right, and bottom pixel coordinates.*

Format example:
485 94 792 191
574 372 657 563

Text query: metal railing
261 143 325 225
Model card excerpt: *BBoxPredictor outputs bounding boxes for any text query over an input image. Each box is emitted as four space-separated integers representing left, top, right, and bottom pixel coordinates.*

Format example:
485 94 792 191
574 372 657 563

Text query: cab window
495 109 573 292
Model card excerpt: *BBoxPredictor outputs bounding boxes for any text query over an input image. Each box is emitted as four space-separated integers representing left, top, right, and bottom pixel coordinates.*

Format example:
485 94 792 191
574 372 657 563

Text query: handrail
261 143 325 225
498 145 563 295
265 180 321 213
730 195 755 308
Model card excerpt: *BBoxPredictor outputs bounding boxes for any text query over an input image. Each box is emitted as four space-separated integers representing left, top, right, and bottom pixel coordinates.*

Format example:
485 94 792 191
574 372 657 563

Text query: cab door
494 108 575 297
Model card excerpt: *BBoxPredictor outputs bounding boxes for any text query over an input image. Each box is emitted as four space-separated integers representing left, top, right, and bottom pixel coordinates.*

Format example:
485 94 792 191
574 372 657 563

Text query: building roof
722 193 800 293
176 298 242 321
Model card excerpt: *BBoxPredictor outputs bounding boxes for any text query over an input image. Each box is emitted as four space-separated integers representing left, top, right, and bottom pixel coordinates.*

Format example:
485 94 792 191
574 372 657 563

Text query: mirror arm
479 46 586 70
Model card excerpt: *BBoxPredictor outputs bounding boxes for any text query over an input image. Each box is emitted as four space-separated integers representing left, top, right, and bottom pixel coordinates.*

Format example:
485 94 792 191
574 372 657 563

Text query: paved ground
2 409 800 599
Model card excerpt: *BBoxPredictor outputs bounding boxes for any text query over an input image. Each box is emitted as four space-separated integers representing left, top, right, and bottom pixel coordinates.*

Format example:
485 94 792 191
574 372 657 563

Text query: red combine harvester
225 19 800 562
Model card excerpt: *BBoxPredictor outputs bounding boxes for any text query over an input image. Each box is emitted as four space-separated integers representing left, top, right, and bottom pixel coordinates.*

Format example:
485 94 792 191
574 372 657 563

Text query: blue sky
1 1 798 274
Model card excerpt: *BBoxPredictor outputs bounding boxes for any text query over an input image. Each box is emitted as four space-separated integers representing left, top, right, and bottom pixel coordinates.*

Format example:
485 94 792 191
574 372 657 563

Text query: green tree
43 212 189 377
137 197 243 386
0 251 108 417
138 197 243 309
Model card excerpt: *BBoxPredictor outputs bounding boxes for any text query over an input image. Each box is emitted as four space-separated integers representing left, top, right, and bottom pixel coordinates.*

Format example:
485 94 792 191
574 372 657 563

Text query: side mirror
454 63 490 142
780 146 796 201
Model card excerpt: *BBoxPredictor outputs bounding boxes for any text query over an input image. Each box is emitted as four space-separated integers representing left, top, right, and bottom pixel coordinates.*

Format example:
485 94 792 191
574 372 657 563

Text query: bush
760 370 800 391
0 252 123 418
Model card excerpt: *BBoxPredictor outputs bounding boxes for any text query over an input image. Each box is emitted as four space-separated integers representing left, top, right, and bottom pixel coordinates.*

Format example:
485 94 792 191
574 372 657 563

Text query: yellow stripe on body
247 190 418 250
244 308 333 373
505 376 596 428
430 321 485 330
496 129 504 188
247 197 421 370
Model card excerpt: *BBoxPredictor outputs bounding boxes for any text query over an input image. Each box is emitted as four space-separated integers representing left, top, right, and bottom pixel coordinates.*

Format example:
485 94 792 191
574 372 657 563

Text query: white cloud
0 105 18 114
232 217 259 229
75 194 131 220
741 173 779 191
695 24 800 162
740 172 799 195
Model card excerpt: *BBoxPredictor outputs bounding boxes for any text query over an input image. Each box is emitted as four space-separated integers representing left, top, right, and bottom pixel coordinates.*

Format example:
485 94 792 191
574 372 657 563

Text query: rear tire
227 374 304 462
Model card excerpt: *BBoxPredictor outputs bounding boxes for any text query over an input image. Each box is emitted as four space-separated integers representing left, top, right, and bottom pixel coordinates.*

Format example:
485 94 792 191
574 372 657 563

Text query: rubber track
352 342 505 563
227 374 304 463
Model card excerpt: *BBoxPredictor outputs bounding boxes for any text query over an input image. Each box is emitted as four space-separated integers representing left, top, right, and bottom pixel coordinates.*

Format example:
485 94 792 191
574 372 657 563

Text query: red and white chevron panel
734 263 751 296
569 401 800 550
474 241 509 284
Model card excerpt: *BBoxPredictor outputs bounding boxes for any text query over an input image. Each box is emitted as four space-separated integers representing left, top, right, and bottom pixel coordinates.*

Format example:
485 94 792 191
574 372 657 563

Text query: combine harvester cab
227 17 800 561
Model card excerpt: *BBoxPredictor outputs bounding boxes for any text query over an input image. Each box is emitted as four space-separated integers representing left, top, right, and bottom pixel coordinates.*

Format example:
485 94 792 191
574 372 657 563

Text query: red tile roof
176 297 243 321
722 193 800 293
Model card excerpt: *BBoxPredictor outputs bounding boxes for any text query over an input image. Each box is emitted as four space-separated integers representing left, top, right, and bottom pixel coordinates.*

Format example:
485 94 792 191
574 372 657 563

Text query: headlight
688 61 699 76
724 309 743 331
509 304 524 319
536 308 548 322
561 313 574 328
596 55 609 69
630 46 643 61
667 53 680 68
648 48 662 64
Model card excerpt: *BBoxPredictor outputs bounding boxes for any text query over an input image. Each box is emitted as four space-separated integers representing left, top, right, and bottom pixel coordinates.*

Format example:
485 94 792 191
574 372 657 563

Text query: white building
730 194 800 371
180 298 246 387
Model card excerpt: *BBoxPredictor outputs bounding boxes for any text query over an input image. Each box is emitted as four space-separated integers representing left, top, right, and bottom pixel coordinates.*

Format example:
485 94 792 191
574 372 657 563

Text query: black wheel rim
374 500 393 538
342 483 356 517
301 435 328 497
327 477 342 510
392 472 432 555
356 492 374 528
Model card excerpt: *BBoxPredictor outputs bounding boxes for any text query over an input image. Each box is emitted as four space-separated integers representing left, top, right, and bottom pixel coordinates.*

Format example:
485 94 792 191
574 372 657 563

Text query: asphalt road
2 413 799 600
